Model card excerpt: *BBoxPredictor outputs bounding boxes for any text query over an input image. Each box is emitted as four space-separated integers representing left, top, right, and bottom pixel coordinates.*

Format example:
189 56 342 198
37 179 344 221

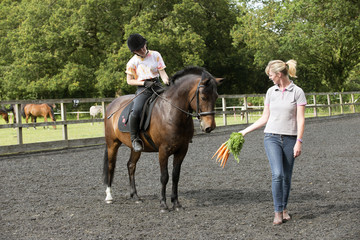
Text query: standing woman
126 33 169 152
239 60 306 225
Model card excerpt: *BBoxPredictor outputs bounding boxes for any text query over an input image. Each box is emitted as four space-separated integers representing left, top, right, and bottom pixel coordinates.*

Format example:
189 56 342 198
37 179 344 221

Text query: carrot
212 142 226 159
220 148 229 167
222 152 230 168
216 145 227 162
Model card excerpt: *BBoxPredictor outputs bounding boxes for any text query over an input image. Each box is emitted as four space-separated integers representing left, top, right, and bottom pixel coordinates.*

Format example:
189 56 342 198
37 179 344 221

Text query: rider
126 33 169 152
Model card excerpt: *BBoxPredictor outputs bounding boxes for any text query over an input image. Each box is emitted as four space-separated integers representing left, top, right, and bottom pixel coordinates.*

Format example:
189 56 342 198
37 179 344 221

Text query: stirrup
132 138 144 152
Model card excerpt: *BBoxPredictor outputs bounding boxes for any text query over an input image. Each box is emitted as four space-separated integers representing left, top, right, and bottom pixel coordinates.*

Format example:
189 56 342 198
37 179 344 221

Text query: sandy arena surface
1 114 359 239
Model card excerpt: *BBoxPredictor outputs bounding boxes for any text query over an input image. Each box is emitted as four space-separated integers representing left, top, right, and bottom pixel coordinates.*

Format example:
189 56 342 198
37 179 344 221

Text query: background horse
21 103 57 129
103 66 223 211
90 105 102 125
0 108 9 123
0 105 16 124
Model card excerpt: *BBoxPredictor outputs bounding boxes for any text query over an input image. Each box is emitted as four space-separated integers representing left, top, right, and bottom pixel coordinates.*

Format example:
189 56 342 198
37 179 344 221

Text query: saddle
117 89 164 133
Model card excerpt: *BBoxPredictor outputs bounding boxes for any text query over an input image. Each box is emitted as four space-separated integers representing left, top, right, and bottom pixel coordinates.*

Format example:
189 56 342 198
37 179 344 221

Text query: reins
107 72 216 121
151 75 215 120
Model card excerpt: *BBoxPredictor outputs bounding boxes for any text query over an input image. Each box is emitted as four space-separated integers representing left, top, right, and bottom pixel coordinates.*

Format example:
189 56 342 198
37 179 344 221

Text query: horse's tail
21 104 26 118
103 147 109 185
50 107 56 121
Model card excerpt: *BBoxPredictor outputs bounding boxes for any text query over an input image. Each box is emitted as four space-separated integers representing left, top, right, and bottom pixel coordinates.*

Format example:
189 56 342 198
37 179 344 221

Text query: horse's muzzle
200 117 216 133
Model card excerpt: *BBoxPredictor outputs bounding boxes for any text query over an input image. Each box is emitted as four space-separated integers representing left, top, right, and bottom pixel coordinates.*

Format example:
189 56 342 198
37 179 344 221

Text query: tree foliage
231 0 360 92
0 0 359 100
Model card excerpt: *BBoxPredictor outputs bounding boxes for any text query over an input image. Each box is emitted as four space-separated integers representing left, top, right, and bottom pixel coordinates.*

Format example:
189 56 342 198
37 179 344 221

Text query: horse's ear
215 78 225 85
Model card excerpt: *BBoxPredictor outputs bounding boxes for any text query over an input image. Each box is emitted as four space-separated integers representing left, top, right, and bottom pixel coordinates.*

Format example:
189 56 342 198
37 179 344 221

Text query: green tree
232 0 360 92
95 0 251 96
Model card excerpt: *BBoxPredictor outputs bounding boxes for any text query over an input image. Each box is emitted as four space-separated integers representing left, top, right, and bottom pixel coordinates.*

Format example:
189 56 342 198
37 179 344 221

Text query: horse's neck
164 84 194 112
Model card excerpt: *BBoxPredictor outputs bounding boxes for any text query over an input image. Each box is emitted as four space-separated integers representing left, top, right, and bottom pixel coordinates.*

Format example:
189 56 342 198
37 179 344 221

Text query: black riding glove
144 80 155 88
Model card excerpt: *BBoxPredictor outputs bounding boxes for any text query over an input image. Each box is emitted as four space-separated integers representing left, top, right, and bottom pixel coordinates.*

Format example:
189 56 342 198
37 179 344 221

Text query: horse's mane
170 66 212 84
46 103 54 109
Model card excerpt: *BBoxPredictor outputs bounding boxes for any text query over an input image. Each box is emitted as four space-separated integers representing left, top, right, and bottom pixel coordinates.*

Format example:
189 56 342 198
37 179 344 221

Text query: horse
0 105 16 124
0 108 9 123
21 103 57 129
103 66 223 211
90 105 103 118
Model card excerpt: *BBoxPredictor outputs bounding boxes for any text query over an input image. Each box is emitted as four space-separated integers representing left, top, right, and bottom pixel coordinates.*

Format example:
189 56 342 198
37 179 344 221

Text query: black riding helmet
127 34 147 52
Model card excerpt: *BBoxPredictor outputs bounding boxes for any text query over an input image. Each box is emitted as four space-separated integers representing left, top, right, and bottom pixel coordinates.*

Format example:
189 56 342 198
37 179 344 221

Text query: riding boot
129 114 143 152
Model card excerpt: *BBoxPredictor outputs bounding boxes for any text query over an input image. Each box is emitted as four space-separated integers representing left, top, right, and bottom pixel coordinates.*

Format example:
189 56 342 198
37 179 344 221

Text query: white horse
90 106 103 124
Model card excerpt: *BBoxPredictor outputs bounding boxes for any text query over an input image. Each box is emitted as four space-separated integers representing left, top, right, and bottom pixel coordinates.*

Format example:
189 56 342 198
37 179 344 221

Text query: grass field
0 106 358 146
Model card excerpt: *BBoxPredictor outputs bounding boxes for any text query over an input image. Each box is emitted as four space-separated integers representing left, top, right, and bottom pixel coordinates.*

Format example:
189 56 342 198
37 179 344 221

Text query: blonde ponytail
265 59 297 78
286 59 297 78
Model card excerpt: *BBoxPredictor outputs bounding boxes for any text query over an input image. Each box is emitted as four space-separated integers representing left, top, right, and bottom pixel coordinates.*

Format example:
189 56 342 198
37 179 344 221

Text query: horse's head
190 70 224 133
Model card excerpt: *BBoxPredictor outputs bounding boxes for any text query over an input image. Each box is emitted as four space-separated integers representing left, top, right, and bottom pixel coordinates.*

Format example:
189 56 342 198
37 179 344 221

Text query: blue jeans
264 133 296 212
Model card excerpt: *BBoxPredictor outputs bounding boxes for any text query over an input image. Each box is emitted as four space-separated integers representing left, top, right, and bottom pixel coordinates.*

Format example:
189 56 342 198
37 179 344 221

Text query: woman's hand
293 141 302 158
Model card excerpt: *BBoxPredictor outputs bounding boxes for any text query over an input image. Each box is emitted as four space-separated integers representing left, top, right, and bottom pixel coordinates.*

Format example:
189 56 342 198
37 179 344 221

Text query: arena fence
0 92 359 156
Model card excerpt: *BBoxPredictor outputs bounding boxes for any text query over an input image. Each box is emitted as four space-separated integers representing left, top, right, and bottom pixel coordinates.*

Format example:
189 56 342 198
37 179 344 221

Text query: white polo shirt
264 81 307 136
126 50 166 81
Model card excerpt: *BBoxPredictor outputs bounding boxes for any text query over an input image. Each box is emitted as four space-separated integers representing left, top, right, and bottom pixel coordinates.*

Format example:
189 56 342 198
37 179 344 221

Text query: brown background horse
21 103 57 129
103 67 223 211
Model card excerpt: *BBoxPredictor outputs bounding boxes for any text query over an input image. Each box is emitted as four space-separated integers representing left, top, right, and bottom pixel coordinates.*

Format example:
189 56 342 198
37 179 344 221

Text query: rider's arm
127 74 145 86
159 69 169 85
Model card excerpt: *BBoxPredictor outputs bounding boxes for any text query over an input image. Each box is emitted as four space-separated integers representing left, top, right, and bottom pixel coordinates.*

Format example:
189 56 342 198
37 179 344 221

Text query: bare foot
283 209 291 221
273 212 283 225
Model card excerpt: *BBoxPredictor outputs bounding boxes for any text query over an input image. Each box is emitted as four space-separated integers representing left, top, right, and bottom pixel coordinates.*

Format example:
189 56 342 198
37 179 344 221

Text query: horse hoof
160 208 169 213
174 206 182 212
105 200 113 204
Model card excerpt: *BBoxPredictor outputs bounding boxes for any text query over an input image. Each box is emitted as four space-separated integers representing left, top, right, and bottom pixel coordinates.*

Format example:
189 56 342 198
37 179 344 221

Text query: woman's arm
239 105 270 136
294 105 305 158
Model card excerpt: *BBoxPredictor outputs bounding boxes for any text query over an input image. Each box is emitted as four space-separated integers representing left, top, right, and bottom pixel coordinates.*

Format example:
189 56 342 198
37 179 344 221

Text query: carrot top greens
227 132 245 163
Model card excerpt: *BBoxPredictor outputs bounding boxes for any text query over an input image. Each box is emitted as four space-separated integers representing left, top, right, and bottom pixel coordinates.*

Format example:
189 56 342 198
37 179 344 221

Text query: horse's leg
158 149 171 212
171 147 188 211
127 150 141 202
25 115 30 129
32 116 37 129
103 140 121 204
44 115 48 129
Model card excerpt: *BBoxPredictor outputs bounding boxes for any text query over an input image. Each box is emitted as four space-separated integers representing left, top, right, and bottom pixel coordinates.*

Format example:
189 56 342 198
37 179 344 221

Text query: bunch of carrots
212 142 231 168
212 132 245 168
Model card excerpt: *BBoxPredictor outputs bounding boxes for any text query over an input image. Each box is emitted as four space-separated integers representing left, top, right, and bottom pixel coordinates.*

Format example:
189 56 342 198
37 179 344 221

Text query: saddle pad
117 93 160 133
117 102 134 132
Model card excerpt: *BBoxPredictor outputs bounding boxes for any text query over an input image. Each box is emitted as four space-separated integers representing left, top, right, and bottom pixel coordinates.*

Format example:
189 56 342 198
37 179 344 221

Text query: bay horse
0 108 9 123
21 103 57 129
103 66 223 211
0 105 16 124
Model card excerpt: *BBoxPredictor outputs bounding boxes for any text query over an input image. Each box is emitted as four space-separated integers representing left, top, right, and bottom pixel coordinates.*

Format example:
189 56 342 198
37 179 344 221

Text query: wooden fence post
327 94 332 116
313 95 317 117
339 93 343 114
222 98 227 126
15 104 23 145
61 103 68 140
243 97 249 124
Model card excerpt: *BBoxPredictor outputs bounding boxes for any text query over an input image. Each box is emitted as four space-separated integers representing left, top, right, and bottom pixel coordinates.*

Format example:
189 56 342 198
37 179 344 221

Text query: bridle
153 77 216 120
190 78 216 119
